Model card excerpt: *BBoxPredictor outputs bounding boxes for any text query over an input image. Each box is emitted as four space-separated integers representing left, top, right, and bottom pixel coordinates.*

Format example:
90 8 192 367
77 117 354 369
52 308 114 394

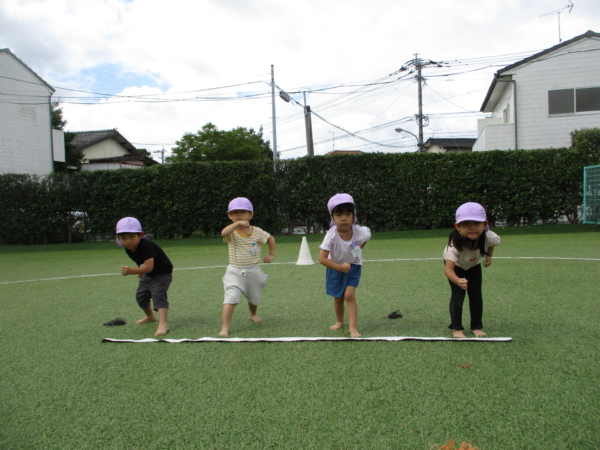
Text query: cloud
1 0 599 159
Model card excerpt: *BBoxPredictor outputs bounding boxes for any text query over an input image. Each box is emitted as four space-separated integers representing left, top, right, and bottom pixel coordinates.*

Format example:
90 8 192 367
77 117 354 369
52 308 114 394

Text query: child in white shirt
443 202 501 338
318 193 371 337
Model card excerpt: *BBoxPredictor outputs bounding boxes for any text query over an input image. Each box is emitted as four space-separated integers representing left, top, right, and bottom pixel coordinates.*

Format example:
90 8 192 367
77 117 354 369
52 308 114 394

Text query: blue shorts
326 264 362 298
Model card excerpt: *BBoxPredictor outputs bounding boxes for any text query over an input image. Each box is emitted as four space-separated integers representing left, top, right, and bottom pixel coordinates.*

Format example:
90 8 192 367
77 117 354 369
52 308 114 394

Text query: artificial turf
1 225 599 449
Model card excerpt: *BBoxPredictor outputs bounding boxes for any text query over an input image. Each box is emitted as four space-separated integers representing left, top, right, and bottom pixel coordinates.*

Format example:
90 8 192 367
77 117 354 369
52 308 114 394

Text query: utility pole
397 55 441 151
270 65 278 163
303 92 314 157
415 54 424 152
153 147 166 164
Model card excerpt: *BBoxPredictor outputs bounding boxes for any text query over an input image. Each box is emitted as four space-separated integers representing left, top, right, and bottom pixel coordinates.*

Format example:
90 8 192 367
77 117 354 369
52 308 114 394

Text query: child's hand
457 278 468 289
263 254 274 263
121 266 131 276
340 262 351 273
236 220 250 229
484 256 492 267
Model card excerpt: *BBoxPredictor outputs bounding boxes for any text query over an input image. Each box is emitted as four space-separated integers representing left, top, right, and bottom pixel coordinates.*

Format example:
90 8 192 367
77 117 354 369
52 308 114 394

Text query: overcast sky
1 0 598 160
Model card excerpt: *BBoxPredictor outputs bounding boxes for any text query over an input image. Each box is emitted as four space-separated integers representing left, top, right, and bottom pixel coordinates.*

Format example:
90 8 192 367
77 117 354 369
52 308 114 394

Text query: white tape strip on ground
102 336 512 343
3 257 599 286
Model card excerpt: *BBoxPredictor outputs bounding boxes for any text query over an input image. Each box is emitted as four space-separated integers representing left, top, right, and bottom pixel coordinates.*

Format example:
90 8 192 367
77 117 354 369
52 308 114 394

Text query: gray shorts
223 265 268 305
136 273 172 311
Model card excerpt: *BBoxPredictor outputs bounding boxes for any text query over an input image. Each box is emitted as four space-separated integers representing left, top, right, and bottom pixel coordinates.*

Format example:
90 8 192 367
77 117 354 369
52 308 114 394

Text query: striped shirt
224 226 271 266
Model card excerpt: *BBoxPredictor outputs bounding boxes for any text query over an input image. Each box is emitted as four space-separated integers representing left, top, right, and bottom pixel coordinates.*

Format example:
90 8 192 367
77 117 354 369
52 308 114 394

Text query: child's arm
484 246 494 267
444 260 467 289
263 235 276 263
121 258 154 276
318 249 351 273
221 221 249 237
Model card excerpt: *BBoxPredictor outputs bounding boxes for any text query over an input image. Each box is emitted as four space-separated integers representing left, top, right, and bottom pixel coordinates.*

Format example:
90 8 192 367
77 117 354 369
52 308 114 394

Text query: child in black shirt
116 217 173 336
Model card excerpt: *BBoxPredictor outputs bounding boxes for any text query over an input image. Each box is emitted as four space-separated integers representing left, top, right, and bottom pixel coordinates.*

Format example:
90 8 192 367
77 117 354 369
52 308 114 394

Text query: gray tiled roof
423 138 476 150
71 129 137 153
87 154 158 165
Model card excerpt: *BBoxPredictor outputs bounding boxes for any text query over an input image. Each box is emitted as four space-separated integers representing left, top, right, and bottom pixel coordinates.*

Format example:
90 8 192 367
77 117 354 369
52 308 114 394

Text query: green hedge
2 130 599 244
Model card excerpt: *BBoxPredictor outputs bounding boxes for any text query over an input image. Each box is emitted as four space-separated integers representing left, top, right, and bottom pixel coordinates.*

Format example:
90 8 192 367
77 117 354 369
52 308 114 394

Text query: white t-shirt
319 225 371 265
443 230 501 270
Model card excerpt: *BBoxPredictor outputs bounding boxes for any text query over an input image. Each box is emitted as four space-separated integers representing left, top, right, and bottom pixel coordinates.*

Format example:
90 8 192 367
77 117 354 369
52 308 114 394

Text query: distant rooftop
325 150 364 156
70 129 137 153
423 138 476 151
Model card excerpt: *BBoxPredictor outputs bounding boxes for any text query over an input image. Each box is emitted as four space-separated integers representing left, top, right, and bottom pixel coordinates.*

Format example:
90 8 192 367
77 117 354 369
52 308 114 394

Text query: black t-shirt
125 239 173 277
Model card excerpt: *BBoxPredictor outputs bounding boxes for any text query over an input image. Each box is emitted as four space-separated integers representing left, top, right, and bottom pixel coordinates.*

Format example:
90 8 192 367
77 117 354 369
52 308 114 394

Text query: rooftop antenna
540 0 574 44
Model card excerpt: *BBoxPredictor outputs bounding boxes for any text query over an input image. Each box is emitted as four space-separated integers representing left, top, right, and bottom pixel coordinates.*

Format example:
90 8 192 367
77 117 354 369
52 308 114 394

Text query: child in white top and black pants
443 202 501 338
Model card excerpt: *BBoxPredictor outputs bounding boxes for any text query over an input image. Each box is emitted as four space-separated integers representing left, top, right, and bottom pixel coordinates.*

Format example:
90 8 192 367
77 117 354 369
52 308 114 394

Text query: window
549 87 600 115
576 87 600 112
503 103 511 123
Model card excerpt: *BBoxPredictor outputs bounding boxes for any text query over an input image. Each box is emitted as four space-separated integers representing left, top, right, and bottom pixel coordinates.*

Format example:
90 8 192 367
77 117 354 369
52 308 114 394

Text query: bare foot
472 329 487 337
350 329 361 338
136 316 156 324
218 328 229 337
453 330 466 338
330 322 343 331
250 315 262 323
154 324 170 336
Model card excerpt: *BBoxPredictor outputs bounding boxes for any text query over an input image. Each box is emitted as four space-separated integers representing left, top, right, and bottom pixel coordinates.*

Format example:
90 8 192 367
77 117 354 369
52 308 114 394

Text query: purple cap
327 193 358 227
115 217 145 247
227 197 253 213
455 202 487 223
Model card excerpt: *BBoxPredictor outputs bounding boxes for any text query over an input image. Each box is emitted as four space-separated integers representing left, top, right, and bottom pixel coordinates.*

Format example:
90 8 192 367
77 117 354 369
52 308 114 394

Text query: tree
52 102 67 130
63 132 85 170
166 123 273 163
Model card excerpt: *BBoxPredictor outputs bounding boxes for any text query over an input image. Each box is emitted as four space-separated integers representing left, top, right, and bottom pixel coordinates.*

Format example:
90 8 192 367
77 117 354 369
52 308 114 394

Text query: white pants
223 265 268 305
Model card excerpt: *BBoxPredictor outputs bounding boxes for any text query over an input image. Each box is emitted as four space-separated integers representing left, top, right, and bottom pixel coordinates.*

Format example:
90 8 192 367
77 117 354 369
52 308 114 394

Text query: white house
421 138 476 153
0 48 64 175
473 30 600 151
70 129 158 171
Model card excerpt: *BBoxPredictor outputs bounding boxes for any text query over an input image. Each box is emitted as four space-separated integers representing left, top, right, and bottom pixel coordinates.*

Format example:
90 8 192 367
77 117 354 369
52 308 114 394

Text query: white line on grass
1 256 598 286
102 336 513 343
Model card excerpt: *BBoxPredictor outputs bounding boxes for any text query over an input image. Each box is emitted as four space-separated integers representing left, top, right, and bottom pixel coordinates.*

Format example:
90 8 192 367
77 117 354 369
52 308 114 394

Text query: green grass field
1 225 599 449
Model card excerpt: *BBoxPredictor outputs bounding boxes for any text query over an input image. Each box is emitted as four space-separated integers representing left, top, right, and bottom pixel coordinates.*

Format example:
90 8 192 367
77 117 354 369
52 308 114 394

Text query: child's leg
136 304 156 324
465 265 486 337
344 286 360 337
135 277 156 324
220 304 237 337
248 302 262 322
330 297 345 330
448 266 467 338
155 308 169 336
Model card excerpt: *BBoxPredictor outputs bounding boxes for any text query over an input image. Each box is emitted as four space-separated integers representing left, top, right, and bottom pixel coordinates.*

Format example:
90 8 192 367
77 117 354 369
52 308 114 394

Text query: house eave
0 48 55 93
479 29 600 112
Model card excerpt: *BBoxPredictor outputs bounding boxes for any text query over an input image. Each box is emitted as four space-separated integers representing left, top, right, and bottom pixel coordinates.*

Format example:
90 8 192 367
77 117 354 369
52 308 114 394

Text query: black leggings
448 263 483 331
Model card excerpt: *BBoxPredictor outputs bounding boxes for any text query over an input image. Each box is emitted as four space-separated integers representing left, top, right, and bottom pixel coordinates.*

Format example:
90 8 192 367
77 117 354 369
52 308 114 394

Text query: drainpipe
49 95 55 172
496 78 517 150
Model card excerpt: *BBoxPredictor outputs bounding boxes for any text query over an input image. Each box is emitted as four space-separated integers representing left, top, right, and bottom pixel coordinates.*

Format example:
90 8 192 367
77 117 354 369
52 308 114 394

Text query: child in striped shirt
219 197 276 337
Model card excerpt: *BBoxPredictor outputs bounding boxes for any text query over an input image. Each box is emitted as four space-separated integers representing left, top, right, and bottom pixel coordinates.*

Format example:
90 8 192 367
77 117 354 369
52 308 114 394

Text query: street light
395 127 422 152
